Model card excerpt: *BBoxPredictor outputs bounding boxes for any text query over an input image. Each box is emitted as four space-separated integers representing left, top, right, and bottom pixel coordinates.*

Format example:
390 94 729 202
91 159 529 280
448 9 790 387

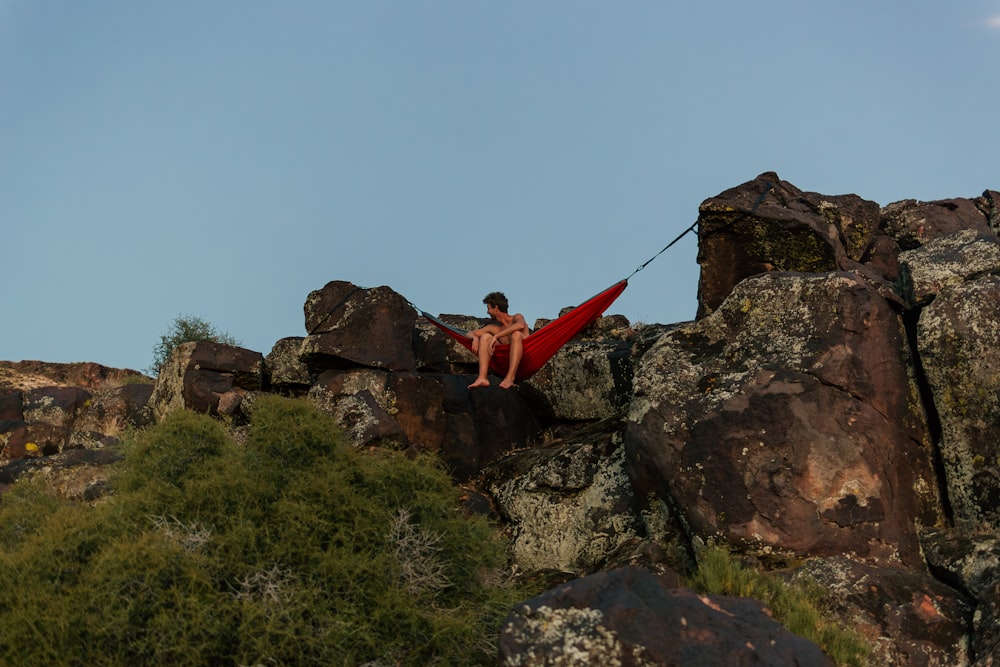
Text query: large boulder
72 382 154 435
301 280 418 372
696 171 883 317
308 369 540 480
789 557 970 666
921 529 1000 665
308 369 405 448
264 336 312 393
483 429 642 575
626 271 942 567
22 385 92 428
883 197 993 250
526 339 632 421
899 229 1000 307
916 273 1000 531
412 314 486 376
147 341 264 421
499 565 834 666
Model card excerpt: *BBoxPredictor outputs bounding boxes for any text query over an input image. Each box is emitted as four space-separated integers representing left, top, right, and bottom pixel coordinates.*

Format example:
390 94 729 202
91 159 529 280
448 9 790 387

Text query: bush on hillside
146 314 241 375
0 396 531 666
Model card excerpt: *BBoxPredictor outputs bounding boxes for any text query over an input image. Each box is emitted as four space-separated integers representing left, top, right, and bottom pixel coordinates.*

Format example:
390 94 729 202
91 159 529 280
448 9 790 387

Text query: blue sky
3 2 999 373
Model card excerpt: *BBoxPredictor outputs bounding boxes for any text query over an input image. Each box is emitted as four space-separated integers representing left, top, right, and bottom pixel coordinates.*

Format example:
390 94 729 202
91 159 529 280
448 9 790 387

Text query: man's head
483 291 508 314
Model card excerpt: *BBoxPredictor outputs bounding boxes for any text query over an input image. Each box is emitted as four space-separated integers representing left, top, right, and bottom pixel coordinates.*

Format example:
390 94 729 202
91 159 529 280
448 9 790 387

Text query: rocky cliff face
3 172 999 665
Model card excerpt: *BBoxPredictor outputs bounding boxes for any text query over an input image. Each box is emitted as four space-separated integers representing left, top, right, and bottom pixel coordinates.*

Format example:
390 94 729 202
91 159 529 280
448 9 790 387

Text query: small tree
147 314 241 375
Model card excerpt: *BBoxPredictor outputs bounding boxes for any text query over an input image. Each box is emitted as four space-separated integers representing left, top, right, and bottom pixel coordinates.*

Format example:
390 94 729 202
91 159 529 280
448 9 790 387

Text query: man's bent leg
499 331 524 389
469 333 494 388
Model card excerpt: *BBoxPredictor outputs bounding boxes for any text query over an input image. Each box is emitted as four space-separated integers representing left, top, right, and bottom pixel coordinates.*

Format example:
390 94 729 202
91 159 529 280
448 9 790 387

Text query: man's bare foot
499 378 515 389
468 378 491 389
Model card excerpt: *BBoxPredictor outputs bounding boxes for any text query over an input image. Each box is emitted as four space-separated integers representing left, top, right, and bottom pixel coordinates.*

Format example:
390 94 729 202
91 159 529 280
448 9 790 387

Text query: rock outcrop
0 361 151 493
483 426 640 575
500 566 835 666
626 270 941 568
695 172 886 317
4 171 1000 664
146 340 264 422
301 280 419 371
914 268 1000 531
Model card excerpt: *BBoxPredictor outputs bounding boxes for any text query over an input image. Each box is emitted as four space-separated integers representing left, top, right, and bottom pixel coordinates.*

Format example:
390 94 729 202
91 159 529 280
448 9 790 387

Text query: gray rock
527 340 632 421
917 275 1000 531
264 336 312 389
899 229 1000 306
883 198 992 251
485 434 641 574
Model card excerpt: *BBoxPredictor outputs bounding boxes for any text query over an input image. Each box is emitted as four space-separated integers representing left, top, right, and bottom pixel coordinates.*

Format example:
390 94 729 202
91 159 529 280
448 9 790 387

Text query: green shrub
114 409 235 492
0 396 532 666
688 545 870 667
146 314 240 375
0 476 64 549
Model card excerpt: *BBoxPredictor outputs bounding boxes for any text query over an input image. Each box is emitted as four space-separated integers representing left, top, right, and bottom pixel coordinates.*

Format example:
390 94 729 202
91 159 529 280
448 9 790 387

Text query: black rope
626 220 698 280
627 181 773 280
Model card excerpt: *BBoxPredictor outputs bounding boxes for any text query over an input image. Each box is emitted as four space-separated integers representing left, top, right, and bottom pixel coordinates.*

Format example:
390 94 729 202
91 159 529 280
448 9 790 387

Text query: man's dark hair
483 291 508 313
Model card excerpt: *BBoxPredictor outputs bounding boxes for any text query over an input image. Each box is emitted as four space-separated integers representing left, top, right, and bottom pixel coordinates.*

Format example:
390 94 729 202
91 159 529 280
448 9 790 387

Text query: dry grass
0 367 63 392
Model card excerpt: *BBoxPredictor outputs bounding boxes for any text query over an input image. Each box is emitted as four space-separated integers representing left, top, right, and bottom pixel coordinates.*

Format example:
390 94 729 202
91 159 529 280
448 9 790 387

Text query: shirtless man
467 291 530 389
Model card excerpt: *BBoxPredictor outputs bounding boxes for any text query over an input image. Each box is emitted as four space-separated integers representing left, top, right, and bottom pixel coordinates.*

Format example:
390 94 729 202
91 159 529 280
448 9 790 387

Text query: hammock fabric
422 280 628 381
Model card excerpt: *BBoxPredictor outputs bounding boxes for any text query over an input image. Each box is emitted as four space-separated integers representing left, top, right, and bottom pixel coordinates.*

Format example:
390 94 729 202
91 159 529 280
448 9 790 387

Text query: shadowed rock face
922 530 1000 664
301 280 418 372
916 275 1000 531
308 368 539 481
789 557 971 666
500 566 834 667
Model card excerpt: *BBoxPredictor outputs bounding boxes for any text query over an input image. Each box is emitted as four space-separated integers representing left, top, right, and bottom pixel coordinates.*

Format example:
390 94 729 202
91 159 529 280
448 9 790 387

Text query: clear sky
3 2 999 373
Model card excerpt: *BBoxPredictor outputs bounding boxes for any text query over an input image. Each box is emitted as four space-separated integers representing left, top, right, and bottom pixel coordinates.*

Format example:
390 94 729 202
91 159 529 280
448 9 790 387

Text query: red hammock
422 280 628 381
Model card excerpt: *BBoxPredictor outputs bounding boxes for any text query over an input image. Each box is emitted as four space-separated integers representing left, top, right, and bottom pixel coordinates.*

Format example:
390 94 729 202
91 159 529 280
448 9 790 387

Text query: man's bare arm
467 324 501 352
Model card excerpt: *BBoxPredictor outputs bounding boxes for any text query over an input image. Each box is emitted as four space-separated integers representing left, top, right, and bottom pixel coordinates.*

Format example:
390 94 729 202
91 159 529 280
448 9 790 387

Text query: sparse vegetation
0 395 532 666
688 545 870 667
146 314 241 375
